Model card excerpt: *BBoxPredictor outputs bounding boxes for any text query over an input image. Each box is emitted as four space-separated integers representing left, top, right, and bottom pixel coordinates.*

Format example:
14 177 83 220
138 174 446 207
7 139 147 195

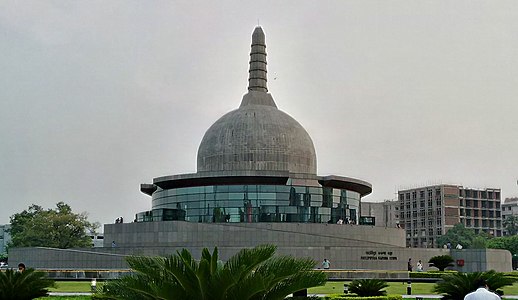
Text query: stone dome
197 26 316 174
197 91 317 174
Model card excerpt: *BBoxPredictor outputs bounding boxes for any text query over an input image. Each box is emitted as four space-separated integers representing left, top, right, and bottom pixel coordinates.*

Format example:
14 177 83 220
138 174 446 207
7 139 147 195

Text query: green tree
436 223 489 249
100 244 327 300
0 268 55 299
428 255 454 271
487 235 518 255
504 216 518 236
348 279 388 297
433 270 515 299
9 202 99 249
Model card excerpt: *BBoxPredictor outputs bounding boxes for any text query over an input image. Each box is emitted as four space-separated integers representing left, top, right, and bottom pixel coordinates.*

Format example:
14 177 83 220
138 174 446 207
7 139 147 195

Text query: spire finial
248 26 268 92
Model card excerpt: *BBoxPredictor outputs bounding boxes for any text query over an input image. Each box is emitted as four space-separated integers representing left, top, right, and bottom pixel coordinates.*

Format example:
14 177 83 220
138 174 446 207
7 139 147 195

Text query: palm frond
262 271 327 300
434 271 516 299
0 268 55 300
224 244 276 281
348 279 388 297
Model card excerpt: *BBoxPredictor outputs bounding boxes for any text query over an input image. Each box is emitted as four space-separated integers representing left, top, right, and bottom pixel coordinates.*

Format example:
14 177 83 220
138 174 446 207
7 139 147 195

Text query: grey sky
1 1 517 226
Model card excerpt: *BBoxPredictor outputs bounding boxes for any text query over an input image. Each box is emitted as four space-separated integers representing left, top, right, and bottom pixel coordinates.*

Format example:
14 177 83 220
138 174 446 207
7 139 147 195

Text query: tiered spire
248 26 268 92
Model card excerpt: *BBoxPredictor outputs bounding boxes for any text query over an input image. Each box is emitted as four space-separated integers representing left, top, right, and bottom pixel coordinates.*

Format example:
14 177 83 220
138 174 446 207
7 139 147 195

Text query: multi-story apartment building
398 184 502 248
361 200 400 228
502 197 518 235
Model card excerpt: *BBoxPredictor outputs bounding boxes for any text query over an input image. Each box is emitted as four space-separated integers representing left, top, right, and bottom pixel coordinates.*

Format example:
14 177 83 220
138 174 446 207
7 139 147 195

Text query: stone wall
103 221 406 249
8 222 511 272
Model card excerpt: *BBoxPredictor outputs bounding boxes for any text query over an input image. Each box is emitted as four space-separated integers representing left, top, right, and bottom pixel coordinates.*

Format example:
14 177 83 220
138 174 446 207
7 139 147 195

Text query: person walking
407 258 413 272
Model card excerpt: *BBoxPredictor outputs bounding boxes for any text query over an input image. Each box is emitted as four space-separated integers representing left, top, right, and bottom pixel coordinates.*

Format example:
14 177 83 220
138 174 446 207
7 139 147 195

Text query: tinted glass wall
137 184 361 224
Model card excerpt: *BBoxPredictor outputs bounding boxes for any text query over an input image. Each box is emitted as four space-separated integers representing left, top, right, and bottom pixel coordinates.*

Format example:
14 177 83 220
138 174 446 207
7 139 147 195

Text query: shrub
100 244 327 300
0 268 55 300
326 295 402 300
410 270 457 279
348 279 388 297
428 255 454 271
433 270 516 299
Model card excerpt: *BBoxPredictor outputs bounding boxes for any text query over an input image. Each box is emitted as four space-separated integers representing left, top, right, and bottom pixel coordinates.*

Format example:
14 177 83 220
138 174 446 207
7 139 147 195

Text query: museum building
136 26 372 226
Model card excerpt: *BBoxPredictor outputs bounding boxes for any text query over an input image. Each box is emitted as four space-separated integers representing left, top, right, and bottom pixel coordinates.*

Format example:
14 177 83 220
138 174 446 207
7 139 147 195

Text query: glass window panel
228 185 245 192
228 193 245 200
215 186 229 193
258 192 276 200
308 187 321 195
275 185 290 193
259 185 276 193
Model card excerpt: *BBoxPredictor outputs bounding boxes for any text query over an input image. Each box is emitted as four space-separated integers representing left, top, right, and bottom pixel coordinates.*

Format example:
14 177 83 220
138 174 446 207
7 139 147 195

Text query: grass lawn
45 280 518 298
48 281 102 292
39 297 91 300
308 281 435 295
308 281 518 296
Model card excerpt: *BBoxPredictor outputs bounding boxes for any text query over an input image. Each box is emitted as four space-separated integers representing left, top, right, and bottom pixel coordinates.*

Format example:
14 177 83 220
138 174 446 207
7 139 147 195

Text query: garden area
3 246 518 299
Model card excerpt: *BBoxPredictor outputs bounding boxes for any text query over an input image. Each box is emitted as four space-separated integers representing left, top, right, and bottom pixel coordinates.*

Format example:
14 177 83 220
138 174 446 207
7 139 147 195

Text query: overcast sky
1 1 518 227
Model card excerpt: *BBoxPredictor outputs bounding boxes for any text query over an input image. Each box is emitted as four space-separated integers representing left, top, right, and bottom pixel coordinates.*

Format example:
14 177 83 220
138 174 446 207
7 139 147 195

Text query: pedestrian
17 263 26 273
464 278 500 299
407 258 413 272
322 258 330 269
417 260 423 272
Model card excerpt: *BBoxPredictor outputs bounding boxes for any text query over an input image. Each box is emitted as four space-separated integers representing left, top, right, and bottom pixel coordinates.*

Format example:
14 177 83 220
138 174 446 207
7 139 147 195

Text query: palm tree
100 244 327 300
348 279 388 296
428 255 454 271
433 270 516 299
0 268 55 300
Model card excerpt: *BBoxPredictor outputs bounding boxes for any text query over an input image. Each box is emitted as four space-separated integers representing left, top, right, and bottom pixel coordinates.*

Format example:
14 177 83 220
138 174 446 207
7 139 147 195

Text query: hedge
325 294 402 300
410 270 457 279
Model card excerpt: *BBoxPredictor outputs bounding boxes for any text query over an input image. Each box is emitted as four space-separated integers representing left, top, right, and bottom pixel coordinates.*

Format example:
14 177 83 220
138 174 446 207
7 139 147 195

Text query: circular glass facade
137 184 361 224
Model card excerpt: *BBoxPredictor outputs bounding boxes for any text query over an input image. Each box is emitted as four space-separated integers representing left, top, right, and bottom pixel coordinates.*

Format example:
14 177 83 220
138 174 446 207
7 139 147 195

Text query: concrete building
89 233 104 248
361 200 399 228
502 197 518 235
0 225 11 255
398 184 502 248
9 27 512 273
136 26 371 226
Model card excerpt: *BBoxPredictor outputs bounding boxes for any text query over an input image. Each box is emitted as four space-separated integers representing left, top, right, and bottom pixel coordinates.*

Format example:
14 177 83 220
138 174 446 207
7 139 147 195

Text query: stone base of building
9 221 512 273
